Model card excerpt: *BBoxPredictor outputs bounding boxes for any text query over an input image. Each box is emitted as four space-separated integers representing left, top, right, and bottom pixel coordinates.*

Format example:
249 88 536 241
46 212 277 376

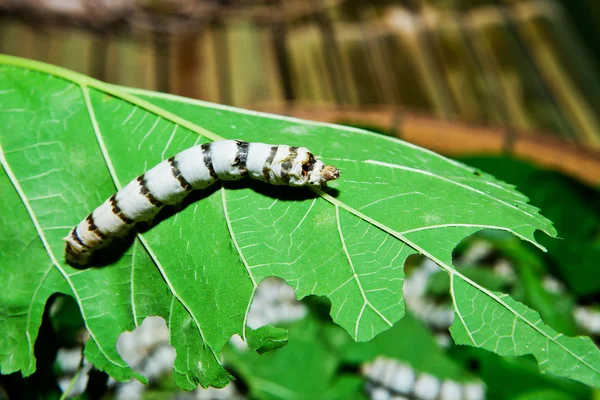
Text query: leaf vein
221 185 257 342
0 140 128 369
364 160 534 218
335 205 393 332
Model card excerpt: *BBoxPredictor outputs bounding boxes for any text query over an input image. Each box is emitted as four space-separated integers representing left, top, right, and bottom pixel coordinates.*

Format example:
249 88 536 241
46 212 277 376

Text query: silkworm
64 140 340 266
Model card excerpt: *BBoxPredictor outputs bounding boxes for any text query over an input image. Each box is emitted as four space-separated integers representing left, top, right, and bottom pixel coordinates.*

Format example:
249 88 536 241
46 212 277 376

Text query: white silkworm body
64 140 340 266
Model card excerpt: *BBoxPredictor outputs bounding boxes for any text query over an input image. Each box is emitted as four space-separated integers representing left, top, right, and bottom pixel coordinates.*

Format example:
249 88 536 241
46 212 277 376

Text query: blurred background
0 0 599 399
1 0 600 183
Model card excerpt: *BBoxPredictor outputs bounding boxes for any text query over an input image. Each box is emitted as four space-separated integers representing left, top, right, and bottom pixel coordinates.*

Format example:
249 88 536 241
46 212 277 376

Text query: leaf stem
59 362 88 400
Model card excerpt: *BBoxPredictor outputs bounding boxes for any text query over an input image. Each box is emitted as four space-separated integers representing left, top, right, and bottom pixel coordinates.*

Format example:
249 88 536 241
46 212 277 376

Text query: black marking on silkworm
201 143 218 180
263 145 278 182
86 214 106 239
72 228 91 249
109 195 134 224
167 157 193 191
234 140 250 174
65 242 78 257
280 146 299 184
303 152 317 176
137 175 164 206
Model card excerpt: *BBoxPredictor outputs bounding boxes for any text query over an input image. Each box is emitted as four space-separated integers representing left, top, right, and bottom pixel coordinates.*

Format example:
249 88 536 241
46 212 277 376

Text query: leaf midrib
314 189 599 376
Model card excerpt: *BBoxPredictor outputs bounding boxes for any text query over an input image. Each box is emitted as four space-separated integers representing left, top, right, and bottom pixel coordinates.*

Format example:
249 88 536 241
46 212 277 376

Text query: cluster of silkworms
362 357 485 400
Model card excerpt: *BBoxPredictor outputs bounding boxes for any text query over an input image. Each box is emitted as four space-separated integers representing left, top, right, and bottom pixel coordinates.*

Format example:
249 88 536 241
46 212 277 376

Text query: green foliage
459 156 600 296
0 55 598 391
226 309 473 399
449 279 597 387
439 232 579 336
226 315 364 399
450 347 592 400
339 311 473 382
427 265 512 296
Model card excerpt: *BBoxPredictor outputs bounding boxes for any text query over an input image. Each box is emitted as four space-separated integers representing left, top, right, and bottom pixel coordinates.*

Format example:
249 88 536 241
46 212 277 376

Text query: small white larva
64 140 340 266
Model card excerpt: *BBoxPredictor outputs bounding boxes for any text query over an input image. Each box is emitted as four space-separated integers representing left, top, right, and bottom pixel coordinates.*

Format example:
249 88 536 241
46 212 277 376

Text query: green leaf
426 265 512 297
515 259 578 337
450 279 599 388
450 347 592 400
512 390 579 400
458 156 600 296
246 325 288 354
447 232 578 336
0 55 597 389
225 316 364 400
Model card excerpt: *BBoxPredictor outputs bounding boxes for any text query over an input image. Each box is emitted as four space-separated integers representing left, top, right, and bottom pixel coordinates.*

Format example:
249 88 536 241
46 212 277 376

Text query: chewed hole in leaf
116 316 174 380
246 277 307 330
403 258 454 333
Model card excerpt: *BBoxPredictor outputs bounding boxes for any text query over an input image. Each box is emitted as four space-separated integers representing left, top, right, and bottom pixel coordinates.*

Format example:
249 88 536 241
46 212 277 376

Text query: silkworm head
301 151 340 186
321 165 340 182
